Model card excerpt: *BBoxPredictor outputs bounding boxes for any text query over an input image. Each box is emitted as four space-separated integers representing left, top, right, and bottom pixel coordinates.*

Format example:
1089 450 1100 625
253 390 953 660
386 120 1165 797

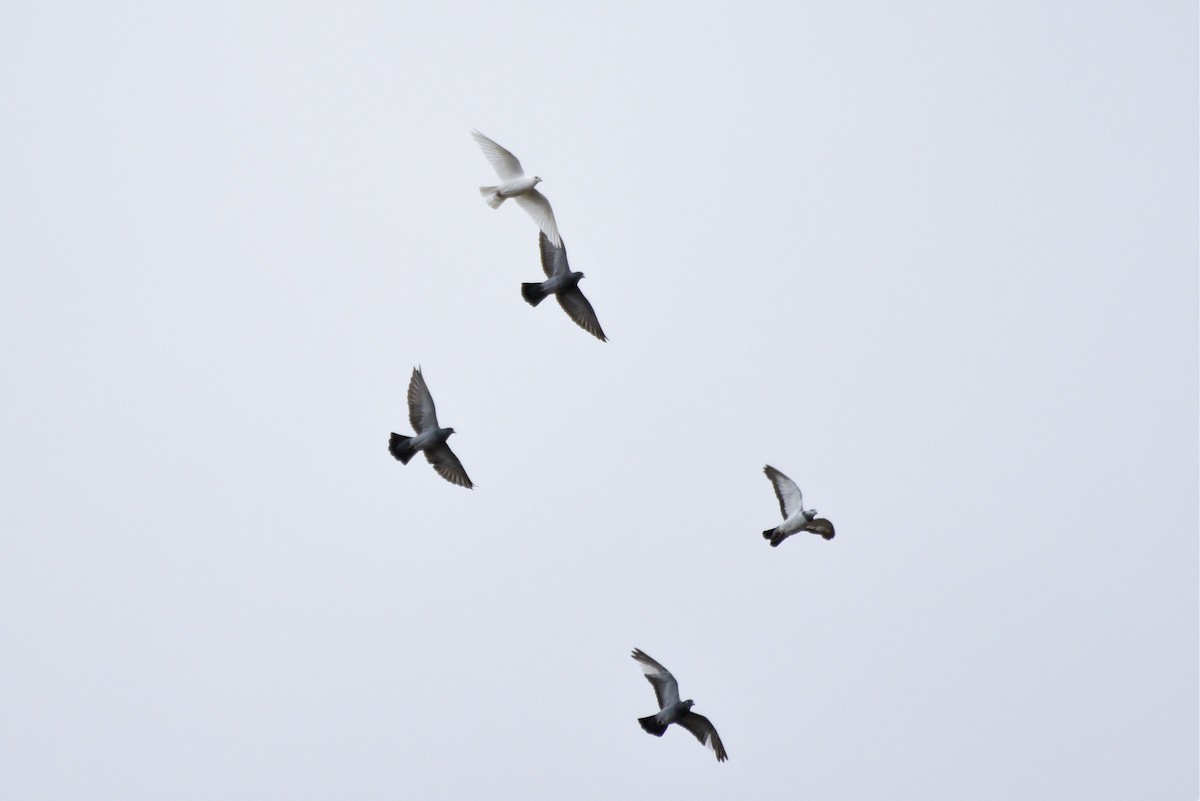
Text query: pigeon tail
767 529 790 547
479 186 505 209
638 715 668 737
521 282 548 307
388 433 416 464
762 528 774 540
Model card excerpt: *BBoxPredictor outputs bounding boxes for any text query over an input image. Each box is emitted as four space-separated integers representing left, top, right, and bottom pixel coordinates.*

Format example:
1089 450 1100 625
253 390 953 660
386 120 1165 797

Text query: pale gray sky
1 1 1196 799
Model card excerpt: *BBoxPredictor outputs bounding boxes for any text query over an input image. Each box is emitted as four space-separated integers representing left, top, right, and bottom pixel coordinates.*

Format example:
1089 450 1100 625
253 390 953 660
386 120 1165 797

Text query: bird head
683 700 695 710
532 176 543 185
446 427 457 437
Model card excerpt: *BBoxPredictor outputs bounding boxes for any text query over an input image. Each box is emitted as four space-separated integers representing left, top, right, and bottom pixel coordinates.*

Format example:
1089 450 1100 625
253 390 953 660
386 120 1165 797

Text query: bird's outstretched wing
804 518 836 540
471 130 524 180
763 465 804 519
516 190 561 249
677 711 728 762
538 230 569 278
558 287 607 342
407 367 440 433
631 649 680 711
425 443 473 489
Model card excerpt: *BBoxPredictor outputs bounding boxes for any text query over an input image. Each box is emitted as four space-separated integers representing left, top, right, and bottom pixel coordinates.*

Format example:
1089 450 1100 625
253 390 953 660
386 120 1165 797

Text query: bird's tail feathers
479 186 505 209
762 528 774 540
767 529 789 547
521 282 548 307
638 716 668 737
389 433 416 464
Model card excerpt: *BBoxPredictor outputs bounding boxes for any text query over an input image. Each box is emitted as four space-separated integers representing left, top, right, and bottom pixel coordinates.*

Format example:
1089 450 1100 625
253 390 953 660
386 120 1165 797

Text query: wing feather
408 367 439 433
763 465 804 519
631 649 680 710
538 231 569 278
471 130 524 180
425 443 473 489
557 287 607 342
515 190 561 249
677 712 728 762
804 518 836 540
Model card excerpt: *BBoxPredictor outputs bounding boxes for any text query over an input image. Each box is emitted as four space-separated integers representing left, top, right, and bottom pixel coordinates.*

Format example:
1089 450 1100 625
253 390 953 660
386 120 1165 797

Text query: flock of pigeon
388 130 838 763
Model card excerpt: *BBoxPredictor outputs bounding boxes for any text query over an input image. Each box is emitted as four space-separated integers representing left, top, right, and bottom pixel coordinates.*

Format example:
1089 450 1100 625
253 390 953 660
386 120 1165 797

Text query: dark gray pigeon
388 367 473 489
520 232 607 342
761 465 834 547
631 648 728 762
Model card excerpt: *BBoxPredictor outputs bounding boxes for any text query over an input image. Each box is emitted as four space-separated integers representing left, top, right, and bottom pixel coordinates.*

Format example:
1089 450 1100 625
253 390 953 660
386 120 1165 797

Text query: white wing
515 189 561 248
471 130 524 181
763 465 804 519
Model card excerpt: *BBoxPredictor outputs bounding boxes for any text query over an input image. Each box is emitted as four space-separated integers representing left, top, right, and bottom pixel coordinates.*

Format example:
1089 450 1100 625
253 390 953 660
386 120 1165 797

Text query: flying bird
631 648 728 763
520 232 607 341
472 129 562 248
761 465 835 547
388 367 473 489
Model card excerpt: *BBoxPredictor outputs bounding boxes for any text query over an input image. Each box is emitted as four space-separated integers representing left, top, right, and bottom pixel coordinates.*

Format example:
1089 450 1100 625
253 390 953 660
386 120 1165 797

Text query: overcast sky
1 1 1196 799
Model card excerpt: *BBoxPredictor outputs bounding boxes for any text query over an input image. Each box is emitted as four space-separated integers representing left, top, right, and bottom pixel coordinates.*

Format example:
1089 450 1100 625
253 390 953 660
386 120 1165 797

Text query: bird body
484 173 541 201
388 367 473 489
472 129 562 247
631 648 728 762
521 232 607 341
761 465 834 546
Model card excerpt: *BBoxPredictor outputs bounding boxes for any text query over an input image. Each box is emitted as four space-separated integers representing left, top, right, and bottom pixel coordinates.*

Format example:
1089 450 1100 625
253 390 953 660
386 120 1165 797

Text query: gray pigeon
388 367 473 489
521 232 607 342
761 465 834 547
631 648 728 762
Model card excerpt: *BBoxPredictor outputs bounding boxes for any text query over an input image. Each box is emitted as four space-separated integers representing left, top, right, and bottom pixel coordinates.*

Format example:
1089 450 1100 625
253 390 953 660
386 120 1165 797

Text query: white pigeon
388 367 473 489
631 648 728 763
761 465 835 547
472 129 562 248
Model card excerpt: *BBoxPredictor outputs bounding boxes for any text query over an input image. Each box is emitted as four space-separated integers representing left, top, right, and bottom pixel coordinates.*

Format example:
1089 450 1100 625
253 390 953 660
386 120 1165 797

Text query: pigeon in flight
761 465 835 547
631 648 728 763
388 367 473 489
472 129 562 248
520 232 607 342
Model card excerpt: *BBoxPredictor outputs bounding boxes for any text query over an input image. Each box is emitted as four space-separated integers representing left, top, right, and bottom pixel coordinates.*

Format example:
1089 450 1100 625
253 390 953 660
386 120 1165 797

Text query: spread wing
631 649 680 710
677 711 728 762
407 367 439 433
763 465 803 519
425 443 473 489
557 287 607 342
538 230 569 278
515 189 561 249
471 130 524 180
804 518 836 540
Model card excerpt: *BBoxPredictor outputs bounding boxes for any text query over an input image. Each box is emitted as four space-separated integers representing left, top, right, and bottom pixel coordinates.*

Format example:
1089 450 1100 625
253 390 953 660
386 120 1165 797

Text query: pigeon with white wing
761 465 835 547
388 367 473 489
520 231 607 342
631 648 728 763
472 129 561 248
